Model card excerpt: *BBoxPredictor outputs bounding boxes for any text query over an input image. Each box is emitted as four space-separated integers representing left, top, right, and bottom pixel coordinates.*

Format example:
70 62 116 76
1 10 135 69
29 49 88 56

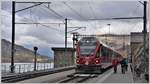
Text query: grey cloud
3 1 143 21
1 1 145 45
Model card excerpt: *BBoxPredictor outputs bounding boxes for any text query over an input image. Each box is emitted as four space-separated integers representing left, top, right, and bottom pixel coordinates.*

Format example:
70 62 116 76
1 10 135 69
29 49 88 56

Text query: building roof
52 47 75 51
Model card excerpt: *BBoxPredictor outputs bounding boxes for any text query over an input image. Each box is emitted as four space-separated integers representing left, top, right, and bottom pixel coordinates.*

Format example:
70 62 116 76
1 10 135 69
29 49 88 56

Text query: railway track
2 66 113 83
59 74 97 83
2 75 32 83
2 71 50 83
57 66 113 83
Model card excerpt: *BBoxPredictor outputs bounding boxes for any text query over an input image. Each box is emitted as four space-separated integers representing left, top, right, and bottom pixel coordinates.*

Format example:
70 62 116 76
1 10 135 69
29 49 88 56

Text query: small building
52 47 75 68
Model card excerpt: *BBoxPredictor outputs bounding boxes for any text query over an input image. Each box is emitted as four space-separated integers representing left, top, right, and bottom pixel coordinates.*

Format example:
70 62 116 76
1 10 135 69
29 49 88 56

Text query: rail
58 65 112 83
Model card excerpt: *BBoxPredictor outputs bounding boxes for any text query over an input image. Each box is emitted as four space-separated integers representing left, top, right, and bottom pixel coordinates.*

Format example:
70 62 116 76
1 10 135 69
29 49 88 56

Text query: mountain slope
1 39 53 63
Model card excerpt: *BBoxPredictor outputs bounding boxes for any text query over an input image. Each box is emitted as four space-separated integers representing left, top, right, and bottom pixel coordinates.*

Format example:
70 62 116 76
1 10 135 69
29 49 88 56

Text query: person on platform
120 58 126 74
124 58 128 71
112 58 118 73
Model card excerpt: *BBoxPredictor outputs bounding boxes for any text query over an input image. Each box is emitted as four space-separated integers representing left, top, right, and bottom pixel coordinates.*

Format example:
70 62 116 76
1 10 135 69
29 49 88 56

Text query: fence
1 63 54 73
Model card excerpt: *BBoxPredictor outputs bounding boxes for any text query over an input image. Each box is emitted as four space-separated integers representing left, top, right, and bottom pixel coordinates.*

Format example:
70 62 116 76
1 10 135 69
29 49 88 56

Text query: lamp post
33 46 38 71
107 24 111 34
106 24 111 44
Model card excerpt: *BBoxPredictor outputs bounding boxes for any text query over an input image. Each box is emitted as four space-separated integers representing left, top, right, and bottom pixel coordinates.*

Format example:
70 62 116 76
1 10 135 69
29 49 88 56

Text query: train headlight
95 60 100 64
76 59 80 63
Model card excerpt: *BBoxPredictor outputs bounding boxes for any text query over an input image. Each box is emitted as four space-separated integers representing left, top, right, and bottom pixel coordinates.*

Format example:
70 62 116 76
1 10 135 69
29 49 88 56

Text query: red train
75 36 122 73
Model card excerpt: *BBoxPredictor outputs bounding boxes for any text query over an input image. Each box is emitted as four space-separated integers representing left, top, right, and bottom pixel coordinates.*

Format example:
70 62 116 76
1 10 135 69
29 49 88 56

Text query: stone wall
130 32 149 82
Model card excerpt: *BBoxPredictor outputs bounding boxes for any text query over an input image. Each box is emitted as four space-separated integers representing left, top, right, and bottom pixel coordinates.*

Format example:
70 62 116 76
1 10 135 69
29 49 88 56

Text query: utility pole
123 35 125 50
143 1 148 81
72 32 78 65
107 24 111 35
65 18 67 66
143 1 147 56
105 24 110 44
11 1 15 73
105 34 107 44
65 18 67 48
10 1 50 73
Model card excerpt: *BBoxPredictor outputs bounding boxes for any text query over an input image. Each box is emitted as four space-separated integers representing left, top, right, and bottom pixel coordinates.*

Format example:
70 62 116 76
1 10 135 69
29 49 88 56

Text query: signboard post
34 47 38 71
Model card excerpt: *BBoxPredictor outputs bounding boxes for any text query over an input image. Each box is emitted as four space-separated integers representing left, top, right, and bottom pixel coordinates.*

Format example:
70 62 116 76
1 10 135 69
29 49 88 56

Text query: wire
17 15 65 34
42 4 64 19
30 2 64 20
17 4 66 34
15 3 43 13
138 1 144 5
128 2 142 18
63 2 96 31
27 7 64 34
62 2 86 20
88 1 96 19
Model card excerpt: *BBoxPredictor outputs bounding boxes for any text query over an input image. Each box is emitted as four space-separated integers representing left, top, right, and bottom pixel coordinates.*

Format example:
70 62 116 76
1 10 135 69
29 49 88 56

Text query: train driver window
96 47 101 58
99 48 102 57
96 51 99 58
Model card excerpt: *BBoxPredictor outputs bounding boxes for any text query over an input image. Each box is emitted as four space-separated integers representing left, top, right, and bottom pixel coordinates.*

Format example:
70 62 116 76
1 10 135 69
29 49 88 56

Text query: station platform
86 64 135 83
101 64 134 83
90 64 148 83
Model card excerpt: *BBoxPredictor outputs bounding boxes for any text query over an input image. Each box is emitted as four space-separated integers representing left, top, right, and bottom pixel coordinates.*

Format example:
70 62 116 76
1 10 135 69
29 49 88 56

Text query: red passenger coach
75 36 122 74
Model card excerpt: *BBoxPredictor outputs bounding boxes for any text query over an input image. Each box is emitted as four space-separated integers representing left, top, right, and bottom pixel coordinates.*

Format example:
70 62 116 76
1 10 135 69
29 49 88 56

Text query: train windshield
80 46 96 55
79 37 97 56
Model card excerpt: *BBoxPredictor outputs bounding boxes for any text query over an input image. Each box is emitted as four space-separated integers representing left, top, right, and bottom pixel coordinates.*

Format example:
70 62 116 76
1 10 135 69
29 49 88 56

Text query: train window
79 37 97 46
101 46 107 56
96 47 101 58
79 41 97 46
96 50 99 58
80 46 96 55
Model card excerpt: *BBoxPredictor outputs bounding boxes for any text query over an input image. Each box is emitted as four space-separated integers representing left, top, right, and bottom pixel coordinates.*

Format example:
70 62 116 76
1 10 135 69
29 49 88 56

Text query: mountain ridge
1 39 53 63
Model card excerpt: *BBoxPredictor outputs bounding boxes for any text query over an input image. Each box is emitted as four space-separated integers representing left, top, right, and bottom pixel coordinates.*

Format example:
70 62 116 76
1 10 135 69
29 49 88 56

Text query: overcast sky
1 0 148 57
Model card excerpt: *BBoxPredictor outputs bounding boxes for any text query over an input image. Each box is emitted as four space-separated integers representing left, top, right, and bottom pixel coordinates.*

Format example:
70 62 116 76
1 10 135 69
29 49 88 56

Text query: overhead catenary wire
15 3 67 34
62 2 96 30
127 2 142 18
16 2 63 21
4 1 143 34
88 1 97 19
15 14 65 34
138 1 144 5
42 4 65 19
15 3 44 13
2 5 75 35
62 2 86 20
67 27 85 33
31 3 64 20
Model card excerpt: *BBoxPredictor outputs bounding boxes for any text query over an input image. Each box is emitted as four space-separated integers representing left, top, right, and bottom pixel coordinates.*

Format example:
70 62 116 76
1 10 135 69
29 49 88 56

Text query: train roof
99 40 118 53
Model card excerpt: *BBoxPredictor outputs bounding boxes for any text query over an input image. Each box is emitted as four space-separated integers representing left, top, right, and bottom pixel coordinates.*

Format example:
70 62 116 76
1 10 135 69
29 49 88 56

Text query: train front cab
75 42 103 74
75 57 102 74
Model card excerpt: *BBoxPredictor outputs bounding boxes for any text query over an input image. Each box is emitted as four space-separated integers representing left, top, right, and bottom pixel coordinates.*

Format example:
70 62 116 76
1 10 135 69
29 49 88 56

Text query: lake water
1 63 54 73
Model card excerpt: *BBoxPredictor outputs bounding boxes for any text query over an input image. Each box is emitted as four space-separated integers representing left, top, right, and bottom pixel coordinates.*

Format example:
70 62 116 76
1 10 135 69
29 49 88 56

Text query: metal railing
1 63 54 73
